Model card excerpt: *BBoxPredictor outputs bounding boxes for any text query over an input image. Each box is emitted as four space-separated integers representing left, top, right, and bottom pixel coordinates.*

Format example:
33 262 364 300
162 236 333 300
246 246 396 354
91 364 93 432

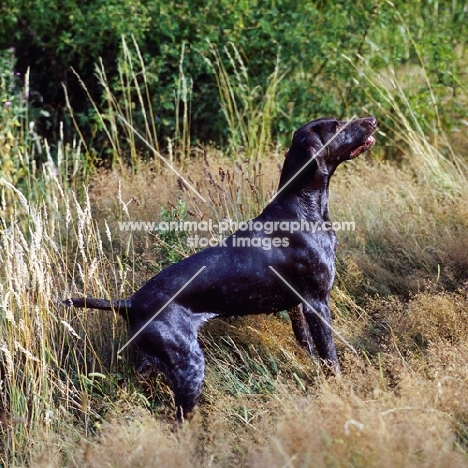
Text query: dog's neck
275 161 334 222
298 173 331 221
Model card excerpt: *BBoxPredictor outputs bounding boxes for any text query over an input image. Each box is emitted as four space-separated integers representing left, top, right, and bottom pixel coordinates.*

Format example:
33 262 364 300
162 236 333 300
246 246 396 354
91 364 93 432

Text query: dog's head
293 117 377 175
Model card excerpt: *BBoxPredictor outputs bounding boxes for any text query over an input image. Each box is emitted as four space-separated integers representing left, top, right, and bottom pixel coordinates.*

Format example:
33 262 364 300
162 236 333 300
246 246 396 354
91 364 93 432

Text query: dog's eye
335 124 343 134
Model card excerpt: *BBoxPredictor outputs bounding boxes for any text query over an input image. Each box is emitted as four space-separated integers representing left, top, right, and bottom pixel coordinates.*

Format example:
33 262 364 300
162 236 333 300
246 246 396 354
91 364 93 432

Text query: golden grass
2 25 468 465
27 293 468 467
2 101 468 466
0 137 468 467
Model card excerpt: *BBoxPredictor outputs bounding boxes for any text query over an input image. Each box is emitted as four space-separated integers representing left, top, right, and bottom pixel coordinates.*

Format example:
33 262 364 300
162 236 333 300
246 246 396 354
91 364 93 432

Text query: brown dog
64 116 377 421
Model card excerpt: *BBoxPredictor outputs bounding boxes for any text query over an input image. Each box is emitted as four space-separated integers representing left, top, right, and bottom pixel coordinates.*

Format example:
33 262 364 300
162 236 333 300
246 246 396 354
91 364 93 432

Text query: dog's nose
364 116 377 129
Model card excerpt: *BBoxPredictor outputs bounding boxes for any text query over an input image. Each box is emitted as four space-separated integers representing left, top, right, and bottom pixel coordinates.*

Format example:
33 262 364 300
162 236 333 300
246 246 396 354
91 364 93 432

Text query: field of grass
2 43 468 467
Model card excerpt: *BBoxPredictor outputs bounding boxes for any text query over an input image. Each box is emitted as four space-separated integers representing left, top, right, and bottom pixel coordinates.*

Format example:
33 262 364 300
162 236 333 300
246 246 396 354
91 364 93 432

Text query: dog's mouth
350 135 376 159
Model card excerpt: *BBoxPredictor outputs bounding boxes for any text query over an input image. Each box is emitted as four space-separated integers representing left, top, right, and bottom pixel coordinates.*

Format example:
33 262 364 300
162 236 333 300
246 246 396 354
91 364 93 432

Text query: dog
64 116 377 422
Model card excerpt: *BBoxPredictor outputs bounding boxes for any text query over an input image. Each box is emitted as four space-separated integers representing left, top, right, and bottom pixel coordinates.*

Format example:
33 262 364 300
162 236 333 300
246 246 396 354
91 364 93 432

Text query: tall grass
0 165 142 464
203 42 285 161
1 39 468 467
344 54 468 193
65 36 161 169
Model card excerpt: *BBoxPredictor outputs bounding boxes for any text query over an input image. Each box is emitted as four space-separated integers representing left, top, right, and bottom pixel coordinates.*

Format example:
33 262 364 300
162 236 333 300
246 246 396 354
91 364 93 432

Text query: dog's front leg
302 298 340 375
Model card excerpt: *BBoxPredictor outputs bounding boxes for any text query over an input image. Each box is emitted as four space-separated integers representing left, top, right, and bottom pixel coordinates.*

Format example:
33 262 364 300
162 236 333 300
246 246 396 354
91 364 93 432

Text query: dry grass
2 55 468 464
1 133 467 466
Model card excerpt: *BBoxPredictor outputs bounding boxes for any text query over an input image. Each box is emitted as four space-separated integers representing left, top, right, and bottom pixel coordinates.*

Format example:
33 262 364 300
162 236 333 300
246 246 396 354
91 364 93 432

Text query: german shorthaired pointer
64 116 377 422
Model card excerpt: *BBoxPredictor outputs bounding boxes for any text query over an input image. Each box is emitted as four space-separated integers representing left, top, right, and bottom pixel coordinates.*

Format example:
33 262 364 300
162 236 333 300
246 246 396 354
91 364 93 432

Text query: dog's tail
63 297 131 316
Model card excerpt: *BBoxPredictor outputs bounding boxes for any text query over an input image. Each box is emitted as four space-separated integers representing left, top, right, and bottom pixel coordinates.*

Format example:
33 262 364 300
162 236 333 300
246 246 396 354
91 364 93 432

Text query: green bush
0 48 29 186
0 0 467 158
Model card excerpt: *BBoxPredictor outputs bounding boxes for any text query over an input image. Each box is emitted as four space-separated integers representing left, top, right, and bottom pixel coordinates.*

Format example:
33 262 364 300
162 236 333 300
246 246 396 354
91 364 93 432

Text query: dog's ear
301 134 328 175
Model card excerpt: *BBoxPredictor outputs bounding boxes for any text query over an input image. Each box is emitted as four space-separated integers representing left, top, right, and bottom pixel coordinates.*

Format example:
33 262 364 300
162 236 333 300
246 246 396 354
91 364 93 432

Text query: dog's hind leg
168 341 205 422
135 311 206 423
288 304 317 357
